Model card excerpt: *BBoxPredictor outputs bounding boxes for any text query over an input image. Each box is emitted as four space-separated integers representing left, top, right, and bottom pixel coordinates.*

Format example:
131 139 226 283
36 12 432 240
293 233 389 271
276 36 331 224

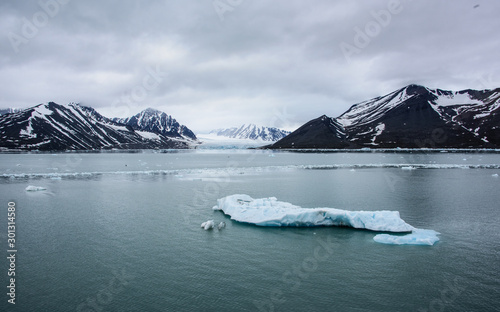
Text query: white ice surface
213 194 414 232
213 195 440 245
434 93 483 107
373 229 440 246
201 220 215 230
196 134 268 149
136 131 160 141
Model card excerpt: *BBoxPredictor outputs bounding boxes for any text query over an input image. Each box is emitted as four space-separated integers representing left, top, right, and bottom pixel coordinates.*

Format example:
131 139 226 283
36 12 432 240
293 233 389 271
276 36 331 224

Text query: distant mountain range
0 102 197 151
1 84 499 151
266 84 500 149
209 124 290 141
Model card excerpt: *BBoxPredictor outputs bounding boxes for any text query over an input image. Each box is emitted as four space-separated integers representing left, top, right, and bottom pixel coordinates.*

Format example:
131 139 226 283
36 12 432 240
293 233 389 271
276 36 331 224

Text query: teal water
0 150 499 311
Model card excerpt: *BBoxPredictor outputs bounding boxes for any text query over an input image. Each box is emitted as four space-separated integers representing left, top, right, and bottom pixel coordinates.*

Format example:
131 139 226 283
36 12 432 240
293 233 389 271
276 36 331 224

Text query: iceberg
213 195 440 245
373 229 440 246
213 194 414 232
25 185 47 192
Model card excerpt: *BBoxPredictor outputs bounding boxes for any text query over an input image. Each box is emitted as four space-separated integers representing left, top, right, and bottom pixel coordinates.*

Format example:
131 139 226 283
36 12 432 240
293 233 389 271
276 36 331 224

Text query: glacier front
213 195 439 245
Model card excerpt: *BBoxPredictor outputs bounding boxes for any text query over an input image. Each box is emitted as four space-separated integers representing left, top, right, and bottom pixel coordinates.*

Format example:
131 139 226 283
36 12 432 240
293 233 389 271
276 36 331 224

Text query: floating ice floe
213 194 413 232
3 164 500 180
213 195 439 245
25 185 47 192
493 174 499 178
373 229 440 246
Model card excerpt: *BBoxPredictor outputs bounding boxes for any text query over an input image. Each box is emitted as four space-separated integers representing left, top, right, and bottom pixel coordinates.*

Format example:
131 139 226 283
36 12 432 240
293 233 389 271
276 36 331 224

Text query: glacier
213 195 439 245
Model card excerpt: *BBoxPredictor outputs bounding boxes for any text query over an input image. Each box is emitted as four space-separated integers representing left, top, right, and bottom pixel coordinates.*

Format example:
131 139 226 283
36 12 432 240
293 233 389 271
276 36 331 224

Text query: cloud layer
1 0 499 132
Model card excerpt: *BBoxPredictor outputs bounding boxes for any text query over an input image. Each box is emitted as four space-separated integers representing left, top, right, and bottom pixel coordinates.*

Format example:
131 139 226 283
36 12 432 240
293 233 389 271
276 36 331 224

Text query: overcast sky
1 0 499 132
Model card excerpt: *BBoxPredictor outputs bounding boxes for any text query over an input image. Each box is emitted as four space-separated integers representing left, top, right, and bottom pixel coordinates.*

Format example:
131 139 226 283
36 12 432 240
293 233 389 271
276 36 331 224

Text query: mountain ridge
266 84 500 149
113 108 197 141
0 102 196 151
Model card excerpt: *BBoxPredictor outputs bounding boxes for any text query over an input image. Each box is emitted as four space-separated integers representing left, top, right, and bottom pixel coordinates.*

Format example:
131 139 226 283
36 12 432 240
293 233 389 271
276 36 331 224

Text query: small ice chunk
492 174 499 178
25 185 47 192
373 229 440 246
201 220 215 230
217 222 226 230
401 166 415 170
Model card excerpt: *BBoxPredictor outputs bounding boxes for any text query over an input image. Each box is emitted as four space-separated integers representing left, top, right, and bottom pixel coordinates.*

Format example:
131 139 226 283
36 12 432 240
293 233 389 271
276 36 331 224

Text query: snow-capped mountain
267 84 500 149
113 108 197 141
0 102 194 151
209 124 290 141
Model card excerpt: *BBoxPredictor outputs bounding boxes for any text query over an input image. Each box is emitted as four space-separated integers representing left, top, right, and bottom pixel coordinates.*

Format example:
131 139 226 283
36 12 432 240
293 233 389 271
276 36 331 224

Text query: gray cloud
1 0 499 132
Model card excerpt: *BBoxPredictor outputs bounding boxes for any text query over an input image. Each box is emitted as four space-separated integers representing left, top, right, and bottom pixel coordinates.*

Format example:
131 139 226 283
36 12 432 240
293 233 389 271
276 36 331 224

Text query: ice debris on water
201 220 215 230
25 185 47 192
213 194 440 246
492 174 499 178
401 166 416 170
201 220 226 231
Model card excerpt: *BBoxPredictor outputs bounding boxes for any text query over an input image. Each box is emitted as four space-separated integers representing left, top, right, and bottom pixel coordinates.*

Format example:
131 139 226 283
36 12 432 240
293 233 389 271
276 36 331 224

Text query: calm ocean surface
1 150 499 311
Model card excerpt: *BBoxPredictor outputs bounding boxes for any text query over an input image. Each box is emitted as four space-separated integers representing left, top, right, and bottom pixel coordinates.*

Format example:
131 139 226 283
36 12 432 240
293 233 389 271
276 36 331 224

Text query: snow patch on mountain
433 92 483 107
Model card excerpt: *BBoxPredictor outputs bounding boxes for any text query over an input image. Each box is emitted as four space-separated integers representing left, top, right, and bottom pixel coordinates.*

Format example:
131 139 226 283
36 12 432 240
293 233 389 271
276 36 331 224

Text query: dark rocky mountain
259 116 350 149
113 108 197 141
209 124 290 141
0 102 195 151
266 85 500 149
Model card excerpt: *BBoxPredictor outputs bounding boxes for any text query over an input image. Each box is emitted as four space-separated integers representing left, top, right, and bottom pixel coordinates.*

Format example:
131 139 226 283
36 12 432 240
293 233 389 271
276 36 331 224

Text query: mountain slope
267 84 500 149
265 115 351 149
209 124 290 141
0 102 192 151
113 108 197 141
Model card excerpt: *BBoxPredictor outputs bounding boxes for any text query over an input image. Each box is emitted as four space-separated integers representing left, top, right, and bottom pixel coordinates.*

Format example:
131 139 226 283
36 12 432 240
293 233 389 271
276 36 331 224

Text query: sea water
0 150 499 311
